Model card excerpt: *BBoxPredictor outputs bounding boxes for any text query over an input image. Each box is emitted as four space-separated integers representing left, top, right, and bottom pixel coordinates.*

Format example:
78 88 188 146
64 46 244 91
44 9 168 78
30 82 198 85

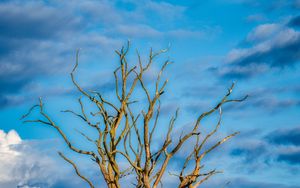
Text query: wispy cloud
246 14 267 22
202 177 300 188
265 127 300 146
214 16 300 79
227 0 300 11
229 126 300 168
277 150 300 165
0 0 219 108
288 15 300 27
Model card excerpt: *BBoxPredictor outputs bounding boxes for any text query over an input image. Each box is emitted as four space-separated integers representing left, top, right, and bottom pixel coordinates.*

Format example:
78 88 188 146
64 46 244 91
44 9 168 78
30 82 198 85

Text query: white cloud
0 129 67 188
114 24 162 38
217 17 300 79
1 0 217 108
227 25 300 65
140 0 186 20
167 29 206 39
0 129 103 188
246 23 280 42
0 130 22 182
0 129 21 145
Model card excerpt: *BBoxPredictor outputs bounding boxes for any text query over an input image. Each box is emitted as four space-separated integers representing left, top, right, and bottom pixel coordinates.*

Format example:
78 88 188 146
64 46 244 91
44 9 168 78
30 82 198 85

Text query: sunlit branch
58 152 95 188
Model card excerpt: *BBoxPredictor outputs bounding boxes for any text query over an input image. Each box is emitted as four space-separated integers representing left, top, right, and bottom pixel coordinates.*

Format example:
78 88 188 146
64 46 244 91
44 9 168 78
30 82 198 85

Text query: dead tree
21 42 247 188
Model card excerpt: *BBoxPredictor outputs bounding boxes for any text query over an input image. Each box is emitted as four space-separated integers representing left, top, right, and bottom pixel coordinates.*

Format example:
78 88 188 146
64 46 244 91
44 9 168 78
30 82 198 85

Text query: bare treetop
22 42 247 188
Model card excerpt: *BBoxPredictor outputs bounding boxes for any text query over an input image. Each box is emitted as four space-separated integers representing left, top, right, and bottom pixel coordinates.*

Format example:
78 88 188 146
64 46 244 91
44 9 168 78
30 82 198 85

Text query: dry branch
22 42 247 188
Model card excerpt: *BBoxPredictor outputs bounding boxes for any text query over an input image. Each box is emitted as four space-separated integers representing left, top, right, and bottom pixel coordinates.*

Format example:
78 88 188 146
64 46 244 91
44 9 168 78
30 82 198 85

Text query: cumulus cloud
0 129 88 188
0 129 54 187
2 127 299 188
0 130 22 172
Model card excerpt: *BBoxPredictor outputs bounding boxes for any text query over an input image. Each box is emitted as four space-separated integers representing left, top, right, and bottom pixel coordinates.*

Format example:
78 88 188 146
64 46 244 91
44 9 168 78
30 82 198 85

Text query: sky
0 0 300 187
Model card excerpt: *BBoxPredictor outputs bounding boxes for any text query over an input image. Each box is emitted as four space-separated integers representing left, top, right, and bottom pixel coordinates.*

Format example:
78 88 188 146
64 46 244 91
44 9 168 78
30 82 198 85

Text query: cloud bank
216 17 300 79
0 129 88 188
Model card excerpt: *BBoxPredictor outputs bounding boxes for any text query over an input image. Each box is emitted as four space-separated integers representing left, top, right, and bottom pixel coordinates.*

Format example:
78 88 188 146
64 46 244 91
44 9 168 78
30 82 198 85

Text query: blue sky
0 0 300 187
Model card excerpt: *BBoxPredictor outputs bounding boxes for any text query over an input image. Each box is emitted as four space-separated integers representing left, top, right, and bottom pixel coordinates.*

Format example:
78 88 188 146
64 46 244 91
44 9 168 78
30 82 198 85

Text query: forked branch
22 42 247 188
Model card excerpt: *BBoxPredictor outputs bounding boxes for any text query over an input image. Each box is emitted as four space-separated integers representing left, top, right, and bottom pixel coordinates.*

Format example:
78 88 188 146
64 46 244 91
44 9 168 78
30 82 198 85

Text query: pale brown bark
22 42 247 188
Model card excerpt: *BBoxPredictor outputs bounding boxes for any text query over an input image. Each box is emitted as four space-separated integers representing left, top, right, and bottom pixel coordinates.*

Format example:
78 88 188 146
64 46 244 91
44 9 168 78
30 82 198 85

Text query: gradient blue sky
0 0 300 188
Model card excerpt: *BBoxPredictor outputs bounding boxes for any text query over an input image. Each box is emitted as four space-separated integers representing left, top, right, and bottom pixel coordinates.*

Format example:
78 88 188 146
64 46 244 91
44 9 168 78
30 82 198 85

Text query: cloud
265 127 300 146
214 63 269 79
215 17 300 79
113 24 162 38
228 26 300 67
2 127 298 187
246 14 267 22
111 24 208 39
288 15 300 27
249 97 300 113
0 2 80 40
0 129 89 188
230 142 267 161
180 82 300 116
167 29 209 39
0 129 21 146
0 0 124 108
227 137 272 173
139 0 186 19
0 1 80 107
0 129 54 187
227 0 300 11
115 0 186 23
216 84 300 114
0 0 216 108
277 150 300 165
170 126 300 188
295 0 300 9
68 0 186 24
214 177 300 188
227 126 300 172
246 23 281 42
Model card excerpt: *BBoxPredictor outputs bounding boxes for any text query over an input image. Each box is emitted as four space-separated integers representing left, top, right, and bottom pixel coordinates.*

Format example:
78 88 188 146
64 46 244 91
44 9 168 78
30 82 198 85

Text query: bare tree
21 42 247 188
